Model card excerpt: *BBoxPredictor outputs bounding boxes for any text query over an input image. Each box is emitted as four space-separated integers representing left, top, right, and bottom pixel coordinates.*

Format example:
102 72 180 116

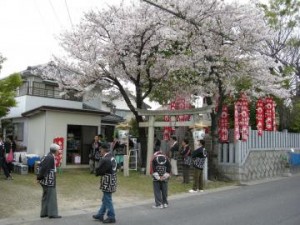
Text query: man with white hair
36 143 62 219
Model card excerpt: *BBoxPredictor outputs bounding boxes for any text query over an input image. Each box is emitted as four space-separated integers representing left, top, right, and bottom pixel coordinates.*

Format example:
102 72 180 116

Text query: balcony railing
17 82 82 102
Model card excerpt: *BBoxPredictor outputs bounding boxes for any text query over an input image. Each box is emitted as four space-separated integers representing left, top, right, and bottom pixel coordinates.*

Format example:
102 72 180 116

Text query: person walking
36 143 62 219
180 138 191 184
189 140 207 193
169 136 179 176
89 135 101 174
151 149 171 209
93 143 117 223
0 135 13 180
4 135 16 174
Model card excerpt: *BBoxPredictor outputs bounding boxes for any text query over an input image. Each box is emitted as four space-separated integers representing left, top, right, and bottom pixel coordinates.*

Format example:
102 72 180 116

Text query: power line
48 0 63 28
64 0 74 28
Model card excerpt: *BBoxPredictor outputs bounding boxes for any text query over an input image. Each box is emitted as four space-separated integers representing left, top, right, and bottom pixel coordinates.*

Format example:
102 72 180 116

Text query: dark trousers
153 181 168 206
192 168 204 190
7 162 13 174
0 158 10 178
40 186 59 217
182 165 190 183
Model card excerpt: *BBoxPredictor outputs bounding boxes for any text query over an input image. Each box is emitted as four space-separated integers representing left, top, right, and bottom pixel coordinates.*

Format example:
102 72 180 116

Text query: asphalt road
3 175 300 225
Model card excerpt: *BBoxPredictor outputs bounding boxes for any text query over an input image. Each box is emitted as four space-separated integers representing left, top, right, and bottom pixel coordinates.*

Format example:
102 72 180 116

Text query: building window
14 122 24 141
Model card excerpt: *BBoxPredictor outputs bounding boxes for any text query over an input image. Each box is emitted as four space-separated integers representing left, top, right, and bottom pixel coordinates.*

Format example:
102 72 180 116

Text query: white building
1 66 130 167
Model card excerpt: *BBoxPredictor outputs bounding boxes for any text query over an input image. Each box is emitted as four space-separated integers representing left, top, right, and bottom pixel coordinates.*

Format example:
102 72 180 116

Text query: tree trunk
138 126 147 168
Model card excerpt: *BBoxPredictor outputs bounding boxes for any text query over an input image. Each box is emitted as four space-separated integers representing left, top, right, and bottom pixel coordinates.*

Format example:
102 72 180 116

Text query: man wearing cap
37 143 62 219
93 143 117 223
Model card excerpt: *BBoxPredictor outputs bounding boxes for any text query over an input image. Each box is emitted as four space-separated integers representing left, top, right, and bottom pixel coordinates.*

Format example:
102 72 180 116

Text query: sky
0 0 264 80
0 0 125 78
0 0 263 79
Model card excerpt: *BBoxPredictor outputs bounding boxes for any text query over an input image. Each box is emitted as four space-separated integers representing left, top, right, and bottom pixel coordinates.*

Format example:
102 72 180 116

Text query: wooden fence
219 128 300 166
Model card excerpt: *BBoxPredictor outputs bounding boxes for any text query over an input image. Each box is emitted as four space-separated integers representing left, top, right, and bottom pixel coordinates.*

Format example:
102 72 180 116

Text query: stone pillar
146 116 155 175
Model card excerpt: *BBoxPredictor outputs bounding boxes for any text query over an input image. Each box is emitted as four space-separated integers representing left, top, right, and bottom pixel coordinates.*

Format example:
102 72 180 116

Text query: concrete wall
218 150 300 182
27 113 46 155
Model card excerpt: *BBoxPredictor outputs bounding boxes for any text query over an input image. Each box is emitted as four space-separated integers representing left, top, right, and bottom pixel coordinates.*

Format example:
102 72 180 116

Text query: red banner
234 93 250 142
256 98 264 136
234 101 240 141
264 97 274 131
53 137 64 167
218 105 229 142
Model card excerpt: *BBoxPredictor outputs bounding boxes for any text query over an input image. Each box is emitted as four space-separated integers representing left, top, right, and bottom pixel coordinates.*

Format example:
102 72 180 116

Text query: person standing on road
169 136 179 176
93 143 117 223
180 138 191 184
189 139 207 193
36 143 62 219
89 135 101 174
151 149 171 209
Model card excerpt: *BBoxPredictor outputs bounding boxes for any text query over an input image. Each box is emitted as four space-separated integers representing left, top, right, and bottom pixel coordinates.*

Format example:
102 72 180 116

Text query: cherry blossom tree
33 1 185 167
259 0 300 130
142 0 292 178
34 0 292 175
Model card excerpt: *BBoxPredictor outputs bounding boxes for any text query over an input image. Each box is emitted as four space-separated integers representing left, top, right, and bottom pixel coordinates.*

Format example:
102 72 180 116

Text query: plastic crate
16 164 28 175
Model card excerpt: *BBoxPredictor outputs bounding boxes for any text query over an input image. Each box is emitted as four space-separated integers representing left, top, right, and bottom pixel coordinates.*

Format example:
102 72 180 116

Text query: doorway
66 125 98 165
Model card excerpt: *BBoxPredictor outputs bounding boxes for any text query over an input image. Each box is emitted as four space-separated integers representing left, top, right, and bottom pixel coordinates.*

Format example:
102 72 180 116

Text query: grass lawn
0 168 236 219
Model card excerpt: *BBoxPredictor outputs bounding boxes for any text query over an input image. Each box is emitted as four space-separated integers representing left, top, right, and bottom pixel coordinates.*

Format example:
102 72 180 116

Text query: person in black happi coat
151 150 171 209
37 143 62 219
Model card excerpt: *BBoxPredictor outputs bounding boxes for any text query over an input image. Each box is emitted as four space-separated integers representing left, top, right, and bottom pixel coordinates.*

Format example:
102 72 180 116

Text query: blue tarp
289 152 300 166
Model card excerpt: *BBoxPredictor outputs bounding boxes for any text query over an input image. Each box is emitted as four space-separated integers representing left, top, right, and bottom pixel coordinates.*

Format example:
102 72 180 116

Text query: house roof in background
22 105 109 117
101 114 125 124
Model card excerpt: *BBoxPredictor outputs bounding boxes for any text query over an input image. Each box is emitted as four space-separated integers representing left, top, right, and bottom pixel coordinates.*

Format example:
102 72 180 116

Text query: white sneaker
152 205 163 209
163 204 168 208
199 190 204 192
189 189 198 193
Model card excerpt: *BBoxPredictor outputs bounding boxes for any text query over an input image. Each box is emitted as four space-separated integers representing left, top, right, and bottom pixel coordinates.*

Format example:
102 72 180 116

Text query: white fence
219 128 300 166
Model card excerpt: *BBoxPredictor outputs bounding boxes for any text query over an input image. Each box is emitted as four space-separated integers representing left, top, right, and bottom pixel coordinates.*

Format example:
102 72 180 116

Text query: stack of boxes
12 153 40 175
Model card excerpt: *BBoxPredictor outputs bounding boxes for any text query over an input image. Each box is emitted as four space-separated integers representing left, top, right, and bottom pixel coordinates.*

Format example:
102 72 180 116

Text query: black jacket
170 141 179 159
37 153 56 187
191 146 207 159
95 153 117 192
